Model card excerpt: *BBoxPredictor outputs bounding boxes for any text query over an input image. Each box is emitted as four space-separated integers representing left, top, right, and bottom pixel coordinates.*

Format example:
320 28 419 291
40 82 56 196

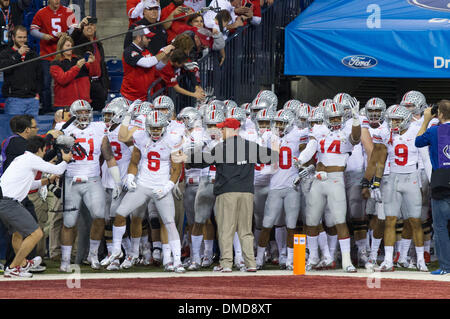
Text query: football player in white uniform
255 109 303 271
187 109 224 270
365 105 428 272
104 110 185 272
295 101 361 272
361 97 389 269
59 100 123 272
333 93 374 267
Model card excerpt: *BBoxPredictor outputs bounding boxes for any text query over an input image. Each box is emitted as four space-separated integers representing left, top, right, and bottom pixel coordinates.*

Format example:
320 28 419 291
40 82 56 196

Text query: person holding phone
0 25 42 117
161 0 195 42
49 34 100 110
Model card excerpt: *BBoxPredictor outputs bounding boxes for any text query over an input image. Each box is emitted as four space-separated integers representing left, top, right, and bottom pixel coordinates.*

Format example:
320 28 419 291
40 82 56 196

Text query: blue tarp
285 0 450 77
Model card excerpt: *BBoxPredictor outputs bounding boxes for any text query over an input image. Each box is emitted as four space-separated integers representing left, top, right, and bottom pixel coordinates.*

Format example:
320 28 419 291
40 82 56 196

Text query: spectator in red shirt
158 49 205 100
50 35 100 109
242 0 261 25
30 0 78 114
161 0 194 43
121 26 175 102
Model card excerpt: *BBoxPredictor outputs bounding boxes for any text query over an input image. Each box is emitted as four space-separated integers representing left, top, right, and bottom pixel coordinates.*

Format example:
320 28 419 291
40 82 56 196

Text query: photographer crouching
415 100 450 275
0 136 72 278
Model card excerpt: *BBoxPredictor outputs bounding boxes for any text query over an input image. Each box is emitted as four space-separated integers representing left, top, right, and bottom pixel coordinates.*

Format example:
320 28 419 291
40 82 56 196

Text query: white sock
200 240 205 258
233 232 242 261
106 242 113 255
162 243 172 265
307 235 319 262
61 245 72 263
204 240 214 258
370 236 382 261
318 231 332 259
399 238 412 261
130 237 141 257
366 229 372 251
275 227 287 258
169 240 182 266
112 225 126 255
89 239 101 256
339 238 352 267
122 237 131 256
384 246 394 264
424 240 431 254
287 247 294 265
191 234 203 263
415 246 425 263
140 236 149 246
327 234 338 259
256 246 266 265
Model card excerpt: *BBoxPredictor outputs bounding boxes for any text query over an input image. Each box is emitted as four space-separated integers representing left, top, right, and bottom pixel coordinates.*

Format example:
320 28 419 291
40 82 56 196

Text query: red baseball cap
217 118 241 129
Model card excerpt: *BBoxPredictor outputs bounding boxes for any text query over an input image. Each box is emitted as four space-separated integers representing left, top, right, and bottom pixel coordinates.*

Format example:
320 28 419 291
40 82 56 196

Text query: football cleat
306 257 320 271
164 263 175 272
241 267 257 273
416 260 429 272
271 257 279 265
407 258 417 270
120 256 139 269
182 257 192 268
286 263 294 271
187 261 201 271
4 266 33 278
375 261 395 272
87 254 101 270
101 250 123 267
174 264 186 273
59 262 71 273
201 256 214 268
344 264 357 273
256 262 264 270
396 259 409 268
106 259 120 271
318 256 336 270
365 259 377 271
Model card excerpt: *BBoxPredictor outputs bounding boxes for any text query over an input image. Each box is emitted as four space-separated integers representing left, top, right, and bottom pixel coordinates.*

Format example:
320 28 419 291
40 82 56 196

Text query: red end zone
0 275 449 299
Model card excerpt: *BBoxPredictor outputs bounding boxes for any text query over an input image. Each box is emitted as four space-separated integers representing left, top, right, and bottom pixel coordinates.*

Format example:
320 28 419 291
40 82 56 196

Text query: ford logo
409 0 450 12
341 55 378 69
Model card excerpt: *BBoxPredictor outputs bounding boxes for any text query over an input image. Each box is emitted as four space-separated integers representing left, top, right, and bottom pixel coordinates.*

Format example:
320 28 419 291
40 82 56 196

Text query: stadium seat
106 59 123 76
109 75 123 93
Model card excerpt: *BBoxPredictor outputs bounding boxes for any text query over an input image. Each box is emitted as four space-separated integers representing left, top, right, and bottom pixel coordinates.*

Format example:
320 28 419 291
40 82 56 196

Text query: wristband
372 176 382 188
360 178 371 188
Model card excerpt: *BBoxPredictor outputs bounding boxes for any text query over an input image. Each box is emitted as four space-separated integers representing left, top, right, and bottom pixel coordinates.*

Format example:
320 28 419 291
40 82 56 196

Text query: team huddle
55 88 436 274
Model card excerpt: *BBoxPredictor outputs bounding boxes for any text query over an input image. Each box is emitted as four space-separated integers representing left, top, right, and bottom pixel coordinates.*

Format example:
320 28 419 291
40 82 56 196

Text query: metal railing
150 0 314 112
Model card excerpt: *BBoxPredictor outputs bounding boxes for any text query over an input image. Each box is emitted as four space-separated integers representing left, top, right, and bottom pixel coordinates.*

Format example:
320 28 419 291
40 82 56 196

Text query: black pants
90 79 108 111
4 197 37 267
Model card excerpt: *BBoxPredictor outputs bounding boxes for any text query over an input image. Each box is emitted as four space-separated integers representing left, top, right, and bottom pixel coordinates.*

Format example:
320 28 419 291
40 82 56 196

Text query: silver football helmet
204 109 225 140
283 99 302 114
365 97 386 125
224 100 238 110
134 101 154 117
400 90 427 114
386 104 412 133
296 103 312 129
255 90 278 109
272 109 295 137
226 107 247 126
324 102 345 131
178 107 201 129
308 107 324 129
102 101 126 127
318 99 333 109
70 99 93 129
208 99 225 111
250 96 272 120
145 110 170 141
240 103 251 116
255 108 275 136
333 93 354 121
153 95 175 117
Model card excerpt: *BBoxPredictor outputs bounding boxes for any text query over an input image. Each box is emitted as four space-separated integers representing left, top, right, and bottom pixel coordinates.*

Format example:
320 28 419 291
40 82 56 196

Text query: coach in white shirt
0 136 72 277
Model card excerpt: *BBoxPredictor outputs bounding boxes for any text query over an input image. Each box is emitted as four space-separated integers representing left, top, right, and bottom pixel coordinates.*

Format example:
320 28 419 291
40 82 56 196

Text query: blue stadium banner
285 0 450 78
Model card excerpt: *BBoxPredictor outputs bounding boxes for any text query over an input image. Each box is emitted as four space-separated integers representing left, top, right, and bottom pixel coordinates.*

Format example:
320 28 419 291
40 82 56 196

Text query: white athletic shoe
306 257 320 271
4 266 33 278
416 260 429 272
365 259 377 271
201 256 214 268
87 254 101 270
234 259 245 270
141 247 152 266
317 256 336 270
120 256 139 269
343 264 357 273
106 259 120 271
187 261 201 271
101 250 123 267
174 264 186 273
407 258 417 270
164 263 175 272
396 258 410 268
375 260 395 272
59 262 71 273
24 256 46 273
286 263 294 271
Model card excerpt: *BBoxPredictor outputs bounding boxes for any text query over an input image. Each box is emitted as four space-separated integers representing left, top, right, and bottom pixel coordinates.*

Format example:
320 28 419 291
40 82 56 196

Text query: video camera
53 135 87 164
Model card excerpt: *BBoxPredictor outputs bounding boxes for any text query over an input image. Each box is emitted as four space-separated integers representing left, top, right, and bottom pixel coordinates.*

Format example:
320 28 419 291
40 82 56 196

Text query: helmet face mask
386 105 412 134
308 107 324 129
366 109 383 124
324 103 345 131
401 91 427 115
70 100 93 129
145 110 169 141
102 111 114 127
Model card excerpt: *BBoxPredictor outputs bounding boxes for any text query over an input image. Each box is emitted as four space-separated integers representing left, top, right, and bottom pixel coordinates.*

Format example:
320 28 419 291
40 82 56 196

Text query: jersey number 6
147 151 161 171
